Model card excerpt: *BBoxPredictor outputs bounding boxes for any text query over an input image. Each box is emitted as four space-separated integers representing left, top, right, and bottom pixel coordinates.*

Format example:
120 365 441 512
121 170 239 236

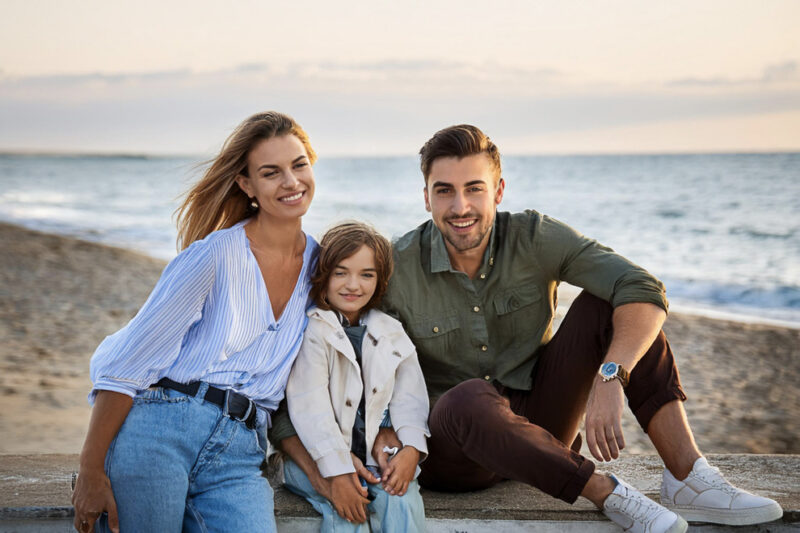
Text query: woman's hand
382 446 420 496
329 473 370 523
71 468 118 533
72 390 133 533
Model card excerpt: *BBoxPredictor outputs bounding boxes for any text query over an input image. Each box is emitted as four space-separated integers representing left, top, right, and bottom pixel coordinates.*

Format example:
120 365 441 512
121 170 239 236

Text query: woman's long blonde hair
175 111 317 250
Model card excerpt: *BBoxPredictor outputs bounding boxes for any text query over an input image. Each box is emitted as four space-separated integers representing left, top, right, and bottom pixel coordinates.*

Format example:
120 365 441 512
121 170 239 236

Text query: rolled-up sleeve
88 240 216 403
532 214 668 312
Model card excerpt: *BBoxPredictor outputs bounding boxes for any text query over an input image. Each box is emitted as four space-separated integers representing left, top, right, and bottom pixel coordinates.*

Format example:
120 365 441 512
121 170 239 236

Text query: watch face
601 362 618 377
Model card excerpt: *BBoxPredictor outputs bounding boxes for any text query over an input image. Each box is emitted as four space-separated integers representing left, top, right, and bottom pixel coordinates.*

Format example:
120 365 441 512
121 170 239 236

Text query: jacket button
372 388 377 393
345 399 352 407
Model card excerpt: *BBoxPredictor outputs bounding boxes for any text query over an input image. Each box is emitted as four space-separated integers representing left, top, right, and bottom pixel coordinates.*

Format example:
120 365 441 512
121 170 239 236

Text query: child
285 221 429 532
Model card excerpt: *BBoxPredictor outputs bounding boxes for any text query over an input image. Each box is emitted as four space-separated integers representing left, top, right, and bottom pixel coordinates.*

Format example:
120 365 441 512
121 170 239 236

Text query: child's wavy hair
311 221 393 313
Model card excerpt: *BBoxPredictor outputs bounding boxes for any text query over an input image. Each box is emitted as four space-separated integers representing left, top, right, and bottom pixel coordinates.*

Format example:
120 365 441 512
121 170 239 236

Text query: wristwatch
598 361 630 388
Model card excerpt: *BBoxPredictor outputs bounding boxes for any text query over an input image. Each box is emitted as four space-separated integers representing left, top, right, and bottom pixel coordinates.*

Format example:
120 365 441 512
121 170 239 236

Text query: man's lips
447 217 478 231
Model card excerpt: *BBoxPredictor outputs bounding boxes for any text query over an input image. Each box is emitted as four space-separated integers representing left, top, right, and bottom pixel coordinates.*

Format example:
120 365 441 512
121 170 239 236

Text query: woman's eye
262 171 278 178
294 162 308 169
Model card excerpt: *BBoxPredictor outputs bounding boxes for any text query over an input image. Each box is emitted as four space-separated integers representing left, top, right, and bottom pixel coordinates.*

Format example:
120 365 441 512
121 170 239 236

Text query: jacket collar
307 307 403 342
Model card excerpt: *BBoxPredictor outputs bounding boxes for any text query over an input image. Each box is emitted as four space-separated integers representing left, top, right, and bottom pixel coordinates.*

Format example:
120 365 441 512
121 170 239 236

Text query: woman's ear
235 174 253 198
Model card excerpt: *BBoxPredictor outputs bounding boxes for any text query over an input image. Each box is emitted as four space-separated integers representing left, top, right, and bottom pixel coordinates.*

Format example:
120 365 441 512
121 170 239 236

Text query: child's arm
381 341 431 495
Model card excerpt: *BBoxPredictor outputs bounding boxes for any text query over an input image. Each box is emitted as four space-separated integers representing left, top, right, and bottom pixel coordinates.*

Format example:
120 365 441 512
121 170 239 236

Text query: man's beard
442 215 492 252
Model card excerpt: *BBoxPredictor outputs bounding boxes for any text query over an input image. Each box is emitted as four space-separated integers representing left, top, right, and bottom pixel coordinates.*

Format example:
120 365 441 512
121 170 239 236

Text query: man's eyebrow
431 179 488 188
257 155 307 171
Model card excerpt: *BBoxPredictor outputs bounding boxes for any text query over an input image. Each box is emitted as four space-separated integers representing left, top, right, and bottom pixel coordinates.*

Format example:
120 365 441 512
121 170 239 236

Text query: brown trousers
418 291 686 503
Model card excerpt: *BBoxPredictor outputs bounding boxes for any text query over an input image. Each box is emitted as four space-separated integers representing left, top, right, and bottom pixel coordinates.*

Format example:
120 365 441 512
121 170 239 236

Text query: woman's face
236 134 315 221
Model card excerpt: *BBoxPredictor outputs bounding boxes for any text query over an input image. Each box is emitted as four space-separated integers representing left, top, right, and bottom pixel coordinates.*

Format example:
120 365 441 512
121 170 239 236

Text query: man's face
424 153 504 255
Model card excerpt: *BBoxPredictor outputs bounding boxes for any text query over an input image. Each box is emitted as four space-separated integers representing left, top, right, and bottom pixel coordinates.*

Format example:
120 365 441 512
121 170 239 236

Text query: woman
71 111 318 533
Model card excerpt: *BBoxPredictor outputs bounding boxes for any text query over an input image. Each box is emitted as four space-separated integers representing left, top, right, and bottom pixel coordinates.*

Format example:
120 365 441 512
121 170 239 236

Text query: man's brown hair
311 221 394 314
419 124 501 184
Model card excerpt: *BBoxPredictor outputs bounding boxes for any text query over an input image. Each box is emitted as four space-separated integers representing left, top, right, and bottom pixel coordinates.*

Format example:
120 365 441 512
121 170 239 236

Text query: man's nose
450 191 469 214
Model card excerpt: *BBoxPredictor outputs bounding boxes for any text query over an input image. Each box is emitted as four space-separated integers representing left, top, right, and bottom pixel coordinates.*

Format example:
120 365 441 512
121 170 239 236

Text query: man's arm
584 302 666 462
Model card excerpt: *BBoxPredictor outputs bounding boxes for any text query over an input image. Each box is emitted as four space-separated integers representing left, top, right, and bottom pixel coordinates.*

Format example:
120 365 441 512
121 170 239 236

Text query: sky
1 0 799 156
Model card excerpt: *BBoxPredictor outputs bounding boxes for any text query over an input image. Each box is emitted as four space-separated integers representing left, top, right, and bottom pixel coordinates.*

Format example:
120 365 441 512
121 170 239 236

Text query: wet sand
1 222 798 456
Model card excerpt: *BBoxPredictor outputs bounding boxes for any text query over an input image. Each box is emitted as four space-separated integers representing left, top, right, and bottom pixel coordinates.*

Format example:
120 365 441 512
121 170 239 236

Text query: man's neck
445 238 490 280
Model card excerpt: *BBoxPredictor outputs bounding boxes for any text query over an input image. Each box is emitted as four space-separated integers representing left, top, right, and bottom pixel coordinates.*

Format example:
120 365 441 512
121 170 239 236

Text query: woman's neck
247 213 304 256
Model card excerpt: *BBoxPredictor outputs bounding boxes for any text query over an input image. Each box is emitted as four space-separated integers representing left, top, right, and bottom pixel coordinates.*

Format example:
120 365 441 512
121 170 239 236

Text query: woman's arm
72 390 133 533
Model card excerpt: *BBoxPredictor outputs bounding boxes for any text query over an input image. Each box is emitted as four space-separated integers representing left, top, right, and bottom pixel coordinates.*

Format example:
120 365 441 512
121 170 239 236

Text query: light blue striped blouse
89 219 318 413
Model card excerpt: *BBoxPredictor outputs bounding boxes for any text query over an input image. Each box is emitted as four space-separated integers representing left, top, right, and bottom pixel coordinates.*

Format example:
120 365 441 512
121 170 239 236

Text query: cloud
667 60 799 87
0 59 798 155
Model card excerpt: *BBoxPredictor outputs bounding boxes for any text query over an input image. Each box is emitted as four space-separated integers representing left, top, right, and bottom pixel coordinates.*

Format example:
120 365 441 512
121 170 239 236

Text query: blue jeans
283 459 426 533
97 384 275 533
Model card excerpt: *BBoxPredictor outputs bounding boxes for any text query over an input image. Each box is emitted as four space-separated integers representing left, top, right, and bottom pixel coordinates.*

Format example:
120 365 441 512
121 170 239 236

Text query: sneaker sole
666 501 783 526
667 515 689 533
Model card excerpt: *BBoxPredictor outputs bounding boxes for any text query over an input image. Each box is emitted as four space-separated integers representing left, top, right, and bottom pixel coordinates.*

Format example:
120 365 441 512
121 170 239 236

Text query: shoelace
693 466 740 497
614 487 665 522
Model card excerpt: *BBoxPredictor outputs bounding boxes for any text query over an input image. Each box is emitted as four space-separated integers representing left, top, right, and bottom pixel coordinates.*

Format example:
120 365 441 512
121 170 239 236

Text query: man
377 124 782 532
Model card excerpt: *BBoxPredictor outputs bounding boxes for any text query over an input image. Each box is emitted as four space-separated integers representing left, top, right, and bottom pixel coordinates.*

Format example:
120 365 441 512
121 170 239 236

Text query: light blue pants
97 384 275 533
283 459 426 532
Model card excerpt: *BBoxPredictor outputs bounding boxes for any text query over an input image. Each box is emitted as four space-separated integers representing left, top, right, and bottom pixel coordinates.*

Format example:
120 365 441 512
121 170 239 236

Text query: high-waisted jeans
418 291 686 503
97 383 274 532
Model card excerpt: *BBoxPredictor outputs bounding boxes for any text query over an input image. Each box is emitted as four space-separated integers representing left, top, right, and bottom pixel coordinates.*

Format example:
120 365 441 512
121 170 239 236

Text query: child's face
325 244 378 324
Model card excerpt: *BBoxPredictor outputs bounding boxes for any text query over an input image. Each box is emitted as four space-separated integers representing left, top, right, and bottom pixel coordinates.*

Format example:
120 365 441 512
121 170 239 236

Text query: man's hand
329 473 370 523
382 446 419 496
372 426 402 479
71 467 119 533
584 377 626 462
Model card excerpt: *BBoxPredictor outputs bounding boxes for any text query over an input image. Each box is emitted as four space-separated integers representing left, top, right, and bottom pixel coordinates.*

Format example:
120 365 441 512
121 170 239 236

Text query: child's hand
350 452 381 485
329 473 370 524
381 446 420 496
372 427 402 475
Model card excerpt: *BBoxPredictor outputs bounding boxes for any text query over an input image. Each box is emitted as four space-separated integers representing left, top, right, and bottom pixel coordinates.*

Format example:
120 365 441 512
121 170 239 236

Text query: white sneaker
661 457 783 525
603 475 688 533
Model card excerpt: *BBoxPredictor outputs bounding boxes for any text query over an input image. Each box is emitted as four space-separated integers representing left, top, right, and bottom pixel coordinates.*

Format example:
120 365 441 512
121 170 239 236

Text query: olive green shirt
381 210 668 400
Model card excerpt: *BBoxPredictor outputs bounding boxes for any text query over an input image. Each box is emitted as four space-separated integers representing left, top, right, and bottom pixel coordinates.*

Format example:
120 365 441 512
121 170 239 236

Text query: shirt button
473 306 480 312
481 345 488 351
433 326 439 333
484 375 491 381
480 273 486 279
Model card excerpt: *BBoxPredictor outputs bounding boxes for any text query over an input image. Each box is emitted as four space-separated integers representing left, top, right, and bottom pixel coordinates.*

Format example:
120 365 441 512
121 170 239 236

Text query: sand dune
1 222 798 456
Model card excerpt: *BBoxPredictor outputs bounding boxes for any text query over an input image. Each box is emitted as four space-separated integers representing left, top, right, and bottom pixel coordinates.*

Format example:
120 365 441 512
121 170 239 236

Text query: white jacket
286 307 430 478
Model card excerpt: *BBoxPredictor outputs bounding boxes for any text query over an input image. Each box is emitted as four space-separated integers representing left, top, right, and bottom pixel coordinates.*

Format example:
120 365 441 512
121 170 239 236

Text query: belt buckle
223 388 254 425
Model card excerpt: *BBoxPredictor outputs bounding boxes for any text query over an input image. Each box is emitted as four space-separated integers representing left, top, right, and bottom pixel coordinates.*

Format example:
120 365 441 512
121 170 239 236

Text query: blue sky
1 0 798 155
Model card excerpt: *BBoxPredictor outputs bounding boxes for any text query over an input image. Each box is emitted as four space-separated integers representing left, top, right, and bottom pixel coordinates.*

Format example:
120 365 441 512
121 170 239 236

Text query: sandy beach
1 221 798 456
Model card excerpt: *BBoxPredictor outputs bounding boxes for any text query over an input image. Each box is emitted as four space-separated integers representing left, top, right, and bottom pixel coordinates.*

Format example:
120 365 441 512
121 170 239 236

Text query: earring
249 197 258 210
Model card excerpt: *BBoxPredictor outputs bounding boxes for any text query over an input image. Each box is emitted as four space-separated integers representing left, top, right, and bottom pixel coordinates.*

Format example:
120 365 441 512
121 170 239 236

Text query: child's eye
362 273 375 278
333 270 346 277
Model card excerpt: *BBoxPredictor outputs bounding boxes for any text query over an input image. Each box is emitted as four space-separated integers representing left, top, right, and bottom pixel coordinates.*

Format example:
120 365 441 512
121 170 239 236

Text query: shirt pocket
406 313 461 367
493 284 542 346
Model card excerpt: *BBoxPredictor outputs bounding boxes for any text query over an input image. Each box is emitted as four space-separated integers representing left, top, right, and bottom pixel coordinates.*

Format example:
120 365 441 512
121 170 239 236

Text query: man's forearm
604 302 666 370
278 436 330 498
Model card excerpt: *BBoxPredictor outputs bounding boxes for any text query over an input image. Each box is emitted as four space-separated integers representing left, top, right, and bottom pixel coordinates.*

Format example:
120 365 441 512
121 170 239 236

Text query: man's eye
435 188 451 194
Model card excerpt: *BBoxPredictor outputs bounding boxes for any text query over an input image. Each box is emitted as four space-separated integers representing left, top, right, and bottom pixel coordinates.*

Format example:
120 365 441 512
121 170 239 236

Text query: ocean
1 153 798 325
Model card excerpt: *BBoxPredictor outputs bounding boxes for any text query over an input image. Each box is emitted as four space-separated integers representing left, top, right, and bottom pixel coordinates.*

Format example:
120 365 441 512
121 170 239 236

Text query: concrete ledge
2 454 798 531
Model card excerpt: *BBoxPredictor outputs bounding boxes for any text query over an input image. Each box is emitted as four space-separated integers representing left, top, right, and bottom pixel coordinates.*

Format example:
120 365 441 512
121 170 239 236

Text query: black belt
155 378 258 429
